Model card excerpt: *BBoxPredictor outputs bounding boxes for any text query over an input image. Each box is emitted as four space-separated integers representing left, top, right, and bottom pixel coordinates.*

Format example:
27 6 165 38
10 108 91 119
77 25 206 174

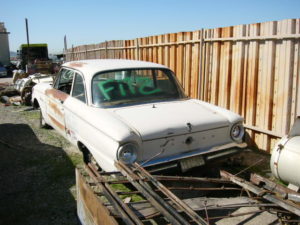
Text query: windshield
92 68 185 106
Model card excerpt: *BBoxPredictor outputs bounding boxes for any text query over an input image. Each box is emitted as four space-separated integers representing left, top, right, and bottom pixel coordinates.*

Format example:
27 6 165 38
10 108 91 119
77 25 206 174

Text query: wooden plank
176 32 184 85
140 37 145 61
254 21 270 150
230 25 246 114
158 35 164 65
126 40 130 59
259 22 270 151
211 28 221 105
263 21 276 152
164 34 170 67
281 19 296 134
205 29 214 102
198 29 204 100
294 19 300 118
148 36 153 62
76 169 118 225
218 26 233 109
153 36 158 63
143 37 147 61
134 38 139 60
183 32 193 96
169 33 177 73
241 25 249 119
190 30 200 98
201 29 208 101
131 39 135 60
244 124 282 138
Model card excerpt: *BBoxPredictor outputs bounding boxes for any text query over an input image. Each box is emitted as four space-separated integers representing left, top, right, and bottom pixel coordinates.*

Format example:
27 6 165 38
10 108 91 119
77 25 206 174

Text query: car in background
32 59 247 172
0 63 7 77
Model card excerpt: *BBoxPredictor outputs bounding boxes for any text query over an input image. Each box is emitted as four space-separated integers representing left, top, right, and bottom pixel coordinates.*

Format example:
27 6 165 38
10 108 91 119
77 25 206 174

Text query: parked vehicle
0 62 7 77
32 59 246 172
18 43 52 74
14 73 55 105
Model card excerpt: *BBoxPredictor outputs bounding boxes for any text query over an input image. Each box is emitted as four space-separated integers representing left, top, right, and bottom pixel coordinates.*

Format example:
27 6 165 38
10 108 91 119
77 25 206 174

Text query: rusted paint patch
48 114 65 130
46 89 68 101
68 62 87 68
49 101 63 117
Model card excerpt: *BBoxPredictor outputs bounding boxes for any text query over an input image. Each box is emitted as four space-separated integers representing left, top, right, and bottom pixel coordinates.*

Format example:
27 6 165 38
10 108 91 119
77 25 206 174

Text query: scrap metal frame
77 162 300 225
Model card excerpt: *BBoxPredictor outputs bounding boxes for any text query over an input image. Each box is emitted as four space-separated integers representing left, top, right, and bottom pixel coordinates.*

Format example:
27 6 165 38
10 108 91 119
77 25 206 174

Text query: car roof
63 59 169 78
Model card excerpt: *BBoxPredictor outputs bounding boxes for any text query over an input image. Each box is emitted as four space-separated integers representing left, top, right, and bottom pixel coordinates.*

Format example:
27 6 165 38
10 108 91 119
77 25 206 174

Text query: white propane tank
270 117 300 188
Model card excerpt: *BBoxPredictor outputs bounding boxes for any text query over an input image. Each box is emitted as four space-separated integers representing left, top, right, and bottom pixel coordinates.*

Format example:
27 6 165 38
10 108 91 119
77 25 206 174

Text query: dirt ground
0 104 83 225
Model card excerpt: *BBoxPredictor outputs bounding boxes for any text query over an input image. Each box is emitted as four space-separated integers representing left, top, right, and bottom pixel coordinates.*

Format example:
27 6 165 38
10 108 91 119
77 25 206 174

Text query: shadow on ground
0 123 79 225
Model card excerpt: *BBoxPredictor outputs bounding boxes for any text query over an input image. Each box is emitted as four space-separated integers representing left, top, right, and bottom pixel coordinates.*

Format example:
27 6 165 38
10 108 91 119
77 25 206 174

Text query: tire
21 87 32 106
39 109 50 129
82 147 101 171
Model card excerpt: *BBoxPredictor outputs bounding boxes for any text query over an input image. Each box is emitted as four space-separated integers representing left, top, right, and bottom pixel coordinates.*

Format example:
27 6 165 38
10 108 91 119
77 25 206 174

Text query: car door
46 68 74 136
64 72 88 144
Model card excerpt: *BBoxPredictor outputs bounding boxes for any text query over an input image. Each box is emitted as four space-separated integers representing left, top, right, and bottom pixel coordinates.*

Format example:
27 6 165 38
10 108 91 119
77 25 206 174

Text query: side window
72 73 86 103
54 68 74 94
53 68 66 89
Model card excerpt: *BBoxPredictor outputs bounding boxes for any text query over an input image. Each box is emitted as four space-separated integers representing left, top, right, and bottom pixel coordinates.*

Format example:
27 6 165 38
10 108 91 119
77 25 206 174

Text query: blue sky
1 0 299 54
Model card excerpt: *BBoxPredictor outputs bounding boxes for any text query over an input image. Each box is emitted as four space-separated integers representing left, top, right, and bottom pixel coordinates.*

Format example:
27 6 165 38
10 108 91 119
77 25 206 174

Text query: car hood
110 100 230 141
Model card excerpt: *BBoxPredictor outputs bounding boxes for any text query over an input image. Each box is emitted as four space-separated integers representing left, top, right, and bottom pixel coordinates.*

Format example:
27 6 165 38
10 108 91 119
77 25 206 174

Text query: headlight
230 123 244 142
117 143 138 164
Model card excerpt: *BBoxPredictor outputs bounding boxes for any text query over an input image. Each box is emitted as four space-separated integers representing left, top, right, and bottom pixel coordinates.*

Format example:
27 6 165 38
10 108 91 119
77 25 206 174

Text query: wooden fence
65 18 300 152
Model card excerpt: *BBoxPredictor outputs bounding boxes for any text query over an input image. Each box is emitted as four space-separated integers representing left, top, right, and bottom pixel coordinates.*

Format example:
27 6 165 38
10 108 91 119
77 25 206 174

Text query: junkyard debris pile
77 161 300 225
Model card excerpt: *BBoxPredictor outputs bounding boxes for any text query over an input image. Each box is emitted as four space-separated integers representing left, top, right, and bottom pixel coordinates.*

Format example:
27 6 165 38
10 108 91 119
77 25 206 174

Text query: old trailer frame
76 162 300 225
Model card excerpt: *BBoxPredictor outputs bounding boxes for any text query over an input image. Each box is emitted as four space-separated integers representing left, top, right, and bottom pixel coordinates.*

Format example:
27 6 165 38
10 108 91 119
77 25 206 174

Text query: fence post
71 45 74 61
123 40 126 59
136 38 140 60
198 29 204 100
85 45 88 60
105 41 108 59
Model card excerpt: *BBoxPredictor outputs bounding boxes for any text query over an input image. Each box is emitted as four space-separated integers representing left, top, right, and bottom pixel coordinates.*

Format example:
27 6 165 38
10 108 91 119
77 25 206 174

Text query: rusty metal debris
77 163 300 225
250 173 300 203
220 170 300 216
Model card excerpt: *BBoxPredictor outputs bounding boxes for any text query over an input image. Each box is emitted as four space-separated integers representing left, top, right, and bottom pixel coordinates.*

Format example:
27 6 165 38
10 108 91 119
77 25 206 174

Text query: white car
32 59 246 172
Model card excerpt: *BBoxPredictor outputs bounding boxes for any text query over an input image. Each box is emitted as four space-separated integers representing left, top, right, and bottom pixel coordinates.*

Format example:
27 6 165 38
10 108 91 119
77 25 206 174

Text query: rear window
92 68 184 106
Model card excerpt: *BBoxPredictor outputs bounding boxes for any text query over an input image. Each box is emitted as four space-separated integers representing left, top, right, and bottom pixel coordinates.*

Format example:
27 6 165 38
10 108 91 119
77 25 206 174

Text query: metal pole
25 18 30 70
64 35 67 51
25 18 30 46
63 35 67 61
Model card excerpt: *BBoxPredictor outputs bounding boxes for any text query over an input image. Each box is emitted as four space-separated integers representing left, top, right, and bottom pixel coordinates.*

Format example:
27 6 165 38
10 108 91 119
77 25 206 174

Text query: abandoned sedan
32 59 246 172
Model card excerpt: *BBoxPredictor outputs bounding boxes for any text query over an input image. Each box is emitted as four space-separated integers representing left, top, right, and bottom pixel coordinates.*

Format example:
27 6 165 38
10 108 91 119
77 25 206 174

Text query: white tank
270 117 300 188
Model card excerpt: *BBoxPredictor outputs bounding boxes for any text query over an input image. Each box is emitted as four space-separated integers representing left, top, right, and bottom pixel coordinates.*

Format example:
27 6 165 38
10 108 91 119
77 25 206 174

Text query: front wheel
39 109 51 129
21 87 32 106
82 147 101 171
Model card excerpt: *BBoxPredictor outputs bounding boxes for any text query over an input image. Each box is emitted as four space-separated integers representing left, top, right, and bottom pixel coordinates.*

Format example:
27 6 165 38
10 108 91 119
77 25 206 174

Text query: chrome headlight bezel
230 123 244 142
117 143 138 164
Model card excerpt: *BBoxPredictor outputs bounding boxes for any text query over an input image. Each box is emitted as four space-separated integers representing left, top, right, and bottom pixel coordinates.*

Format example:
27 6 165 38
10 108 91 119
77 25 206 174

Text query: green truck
18 43 52 74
